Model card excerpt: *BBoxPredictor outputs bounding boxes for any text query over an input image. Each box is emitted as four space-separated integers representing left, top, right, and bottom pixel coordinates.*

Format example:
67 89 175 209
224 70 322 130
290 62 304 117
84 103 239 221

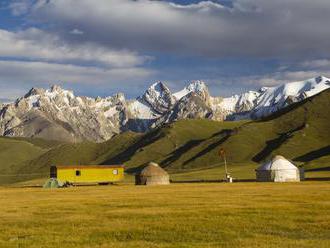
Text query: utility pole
219 148 232 183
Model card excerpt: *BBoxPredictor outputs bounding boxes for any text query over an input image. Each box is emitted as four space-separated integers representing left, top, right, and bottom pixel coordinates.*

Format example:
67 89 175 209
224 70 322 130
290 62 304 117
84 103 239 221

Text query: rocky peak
95 96 103 102
49 85 75 98
113 92 126 102
315 75 330 85
50 84 63 93
156 91 213 126
259 87 269 93
316 75 325 84
173 80 210 102
139 81 176 114
24 87 45 98
98 93 127 108
235 91 260 112
143 81 172 100
185 80 207 92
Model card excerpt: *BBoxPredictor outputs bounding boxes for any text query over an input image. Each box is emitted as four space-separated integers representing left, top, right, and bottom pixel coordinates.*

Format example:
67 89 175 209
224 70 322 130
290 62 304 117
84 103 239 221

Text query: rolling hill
1 88 330 184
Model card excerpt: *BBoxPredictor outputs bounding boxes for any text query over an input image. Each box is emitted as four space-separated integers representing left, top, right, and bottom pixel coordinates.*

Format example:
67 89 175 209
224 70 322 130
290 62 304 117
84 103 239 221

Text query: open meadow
0 182 329 248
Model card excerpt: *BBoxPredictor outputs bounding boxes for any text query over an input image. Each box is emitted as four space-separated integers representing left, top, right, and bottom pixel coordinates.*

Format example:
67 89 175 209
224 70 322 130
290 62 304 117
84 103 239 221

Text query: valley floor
0 182 329 248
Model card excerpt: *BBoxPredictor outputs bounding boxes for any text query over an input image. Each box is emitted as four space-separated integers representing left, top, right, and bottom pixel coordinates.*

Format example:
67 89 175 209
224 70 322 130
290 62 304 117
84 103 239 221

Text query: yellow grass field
0 182 329 248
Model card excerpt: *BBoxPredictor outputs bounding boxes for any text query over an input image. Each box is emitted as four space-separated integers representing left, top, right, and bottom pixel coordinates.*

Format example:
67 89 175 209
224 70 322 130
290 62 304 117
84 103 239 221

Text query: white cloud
170 1 224 10
0 28 149 68
300 59 330 69
70 29 84 35
0 60 154 100
0 60 153 84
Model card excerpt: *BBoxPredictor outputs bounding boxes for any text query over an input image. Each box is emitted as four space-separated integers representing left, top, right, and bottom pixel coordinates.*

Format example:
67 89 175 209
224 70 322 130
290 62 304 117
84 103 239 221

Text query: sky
0 0 330 101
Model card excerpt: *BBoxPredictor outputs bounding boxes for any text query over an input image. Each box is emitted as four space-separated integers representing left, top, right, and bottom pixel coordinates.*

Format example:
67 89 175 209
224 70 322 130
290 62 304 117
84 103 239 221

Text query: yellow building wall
57 167 124 183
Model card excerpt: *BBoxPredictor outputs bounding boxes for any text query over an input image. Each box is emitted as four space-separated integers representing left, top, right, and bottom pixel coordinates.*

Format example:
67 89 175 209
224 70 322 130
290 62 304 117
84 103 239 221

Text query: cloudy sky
0 0 330 101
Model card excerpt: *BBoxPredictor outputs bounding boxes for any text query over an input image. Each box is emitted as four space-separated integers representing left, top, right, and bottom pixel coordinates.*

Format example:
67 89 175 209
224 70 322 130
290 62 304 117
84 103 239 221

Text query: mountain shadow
101 128 164 165
252 124 306 162
294 145 330 162
183 129 232 166
160 139 204 168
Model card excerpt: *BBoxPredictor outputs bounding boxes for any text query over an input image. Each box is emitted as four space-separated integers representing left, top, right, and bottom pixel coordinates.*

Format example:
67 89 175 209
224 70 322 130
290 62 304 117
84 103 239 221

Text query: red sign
219 148 226 158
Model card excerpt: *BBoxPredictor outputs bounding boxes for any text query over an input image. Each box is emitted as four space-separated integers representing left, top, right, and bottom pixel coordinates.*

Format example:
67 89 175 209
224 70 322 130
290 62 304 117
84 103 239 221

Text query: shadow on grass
182 129 232 166
161 140 204 168
252 124 305 163
252 133 293 163
101 128 164 166
294 145 330 162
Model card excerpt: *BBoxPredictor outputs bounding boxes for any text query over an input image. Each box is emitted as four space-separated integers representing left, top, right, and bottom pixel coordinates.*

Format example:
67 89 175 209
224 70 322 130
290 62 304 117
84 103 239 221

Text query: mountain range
0 76 329 142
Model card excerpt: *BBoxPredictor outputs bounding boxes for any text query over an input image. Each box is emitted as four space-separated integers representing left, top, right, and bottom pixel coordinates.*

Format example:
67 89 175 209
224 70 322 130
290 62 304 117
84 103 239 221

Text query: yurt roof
139 162 169 177
257 155 298 171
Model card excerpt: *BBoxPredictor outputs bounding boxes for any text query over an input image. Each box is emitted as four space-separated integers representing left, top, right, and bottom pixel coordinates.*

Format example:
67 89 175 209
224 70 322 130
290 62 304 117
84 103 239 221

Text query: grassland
0 137 63 184
0 182 329 248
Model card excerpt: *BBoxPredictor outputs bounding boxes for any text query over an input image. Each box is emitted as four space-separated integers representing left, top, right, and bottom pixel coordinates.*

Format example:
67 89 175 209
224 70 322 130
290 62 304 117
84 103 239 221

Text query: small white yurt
256 155 301 182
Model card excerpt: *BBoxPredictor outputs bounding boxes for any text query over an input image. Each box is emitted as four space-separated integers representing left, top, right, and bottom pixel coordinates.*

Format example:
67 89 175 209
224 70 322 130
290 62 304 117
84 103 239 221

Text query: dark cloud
22 0 330 58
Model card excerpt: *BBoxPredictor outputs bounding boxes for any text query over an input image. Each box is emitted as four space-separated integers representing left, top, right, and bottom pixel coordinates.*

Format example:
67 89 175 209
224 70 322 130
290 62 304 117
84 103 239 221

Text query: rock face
173 80 210 102
139 82 176 114
155 92 213 125
0 76 329 142
0 86 128 142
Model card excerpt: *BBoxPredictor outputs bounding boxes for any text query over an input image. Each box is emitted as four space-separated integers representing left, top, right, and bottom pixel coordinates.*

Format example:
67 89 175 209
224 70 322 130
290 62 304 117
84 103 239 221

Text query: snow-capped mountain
0 76 329 142
156 91 213 125
0 85 129 142
173 80 210 102
138 81 176 114
227 76 330 120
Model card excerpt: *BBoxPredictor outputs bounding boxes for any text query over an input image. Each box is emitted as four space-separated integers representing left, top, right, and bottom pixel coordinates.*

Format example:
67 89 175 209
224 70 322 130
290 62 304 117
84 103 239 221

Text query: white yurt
256 155 301 182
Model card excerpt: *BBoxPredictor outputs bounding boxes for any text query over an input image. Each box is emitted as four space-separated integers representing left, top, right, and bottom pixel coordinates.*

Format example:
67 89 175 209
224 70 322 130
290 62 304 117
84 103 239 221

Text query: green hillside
101 119 246 170
0 132 141 184
0 137 63 184
0 137 46 173
1 89 330 184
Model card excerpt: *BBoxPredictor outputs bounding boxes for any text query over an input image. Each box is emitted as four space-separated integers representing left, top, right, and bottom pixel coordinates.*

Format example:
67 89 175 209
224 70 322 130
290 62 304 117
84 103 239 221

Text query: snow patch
128 100 157 119
174 80 207 100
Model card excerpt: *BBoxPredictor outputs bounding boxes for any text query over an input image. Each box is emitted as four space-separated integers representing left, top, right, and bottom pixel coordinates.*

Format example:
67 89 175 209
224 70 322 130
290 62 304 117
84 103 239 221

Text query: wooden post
219 148 230 181
223 153 228 175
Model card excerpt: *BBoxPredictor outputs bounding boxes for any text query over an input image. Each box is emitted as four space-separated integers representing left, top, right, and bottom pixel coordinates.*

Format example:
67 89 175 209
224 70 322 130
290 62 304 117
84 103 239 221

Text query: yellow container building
50 165 124 185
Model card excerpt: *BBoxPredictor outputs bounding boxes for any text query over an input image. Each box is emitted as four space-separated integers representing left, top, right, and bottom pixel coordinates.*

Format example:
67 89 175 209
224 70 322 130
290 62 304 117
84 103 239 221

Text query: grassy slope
0 137 63 173
0 183 329 248
103 119 246 170
0 137 65 184
176 89 330 171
